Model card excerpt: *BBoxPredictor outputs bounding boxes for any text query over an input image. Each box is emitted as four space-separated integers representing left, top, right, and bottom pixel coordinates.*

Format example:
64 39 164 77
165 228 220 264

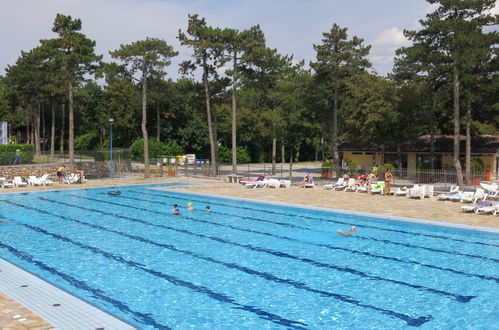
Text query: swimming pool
0 183 498 329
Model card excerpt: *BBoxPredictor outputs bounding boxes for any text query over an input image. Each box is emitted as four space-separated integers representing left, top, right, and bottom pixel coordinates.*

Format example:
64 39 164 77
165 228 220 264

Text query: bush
321 160 335 172
217 145 251 164
347 159 359 172
74 132 98 150
383 163 394 170
471 158 484 174
0 144 35 165
128 138 184 161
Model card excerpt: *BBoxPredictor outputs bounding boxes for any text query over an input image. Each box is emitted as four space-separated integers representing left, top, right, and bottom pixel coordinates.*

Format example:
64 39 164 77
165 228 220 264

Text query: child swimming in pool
187 202 194 211
172 204 180 215
205 206 211 212
337 226 357 236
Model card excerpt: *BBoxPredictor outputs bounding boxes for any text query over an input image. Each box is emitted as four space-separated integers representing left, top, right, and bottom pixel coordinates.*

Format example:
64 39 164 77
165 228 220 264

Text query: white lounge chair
13 176 28 187
324 178 344 190
407 185 425 199
28 175 43 186
304 175 315 188
343 178 357 191
266 179 281 188
475 202 499 215
437 186 461 200
245 180 268 189
63 173 78 184
0 177 14 188
393 187 408 196
39 174 54 186
279 180 291 188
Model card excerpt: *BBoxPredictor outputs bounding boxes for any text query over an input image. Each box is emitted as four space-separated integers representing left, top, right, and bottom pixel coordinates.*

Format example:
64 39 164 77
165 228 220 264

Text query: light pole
109 118 114 178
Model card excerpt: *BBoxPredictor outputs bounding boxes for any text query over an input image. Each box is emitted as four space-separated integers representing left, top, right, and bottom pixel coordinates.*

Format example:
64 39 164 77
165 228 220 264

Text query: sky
1 0 498 79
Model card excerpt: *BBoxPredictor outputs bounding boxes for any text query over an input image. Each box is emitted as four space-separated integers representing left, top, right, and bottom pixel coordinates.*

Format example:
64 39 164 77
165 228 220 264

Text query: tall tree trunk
281 143 285 163
271 136 276 175
321 137 325 162
141 61 150 178
203 54 216 176
429 97 435 170
231 51 238 173
68 80 75 171
396 144 402 171
452 61 464 187
332 88 341 177
156 102 160 141
50 102 55 158
465 99 472 184
41 103 46 151
288 146 293 180
60 103 65 154
34 103 41 156
380 144 386 171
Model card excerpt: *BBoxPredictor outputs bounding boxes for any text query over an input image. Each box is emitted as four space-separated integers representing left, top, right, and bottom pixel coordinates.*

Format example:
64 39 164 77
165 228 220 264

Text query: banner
0 122 7 144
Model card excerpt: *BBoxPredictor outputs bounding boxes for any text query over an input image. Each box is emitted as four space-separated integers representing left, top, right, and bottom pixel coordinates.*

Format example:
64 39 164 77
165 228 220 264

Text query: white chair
324 178 344 190
13 176 28 187
475 202 499 215
437 186 461 200
39 174 54 186
63 173 78 184
407 185 424 199
245 180 268 189
394 187 408 196
0 177 14 188
266 179 281 188
28 176 43 186
422 185 434 199
279 180 291 188
343 178 357 191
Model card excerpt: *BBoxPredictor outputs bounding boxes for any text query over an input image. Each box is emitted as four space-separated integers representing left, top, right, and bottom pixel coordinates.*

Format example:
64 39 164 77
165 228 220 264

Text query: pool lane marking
117 192 499 264
3 220 308 330
27 198 475 303
3 210 431 327
0 242 168 329
134 190 499 248
71 194 499 285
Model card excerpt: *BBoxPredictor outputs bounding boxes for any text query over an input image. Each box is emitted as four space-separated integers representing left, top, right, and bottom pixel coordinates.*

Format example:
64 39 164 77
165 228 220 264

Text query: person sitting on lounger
299 174 312 188
337 226 357 236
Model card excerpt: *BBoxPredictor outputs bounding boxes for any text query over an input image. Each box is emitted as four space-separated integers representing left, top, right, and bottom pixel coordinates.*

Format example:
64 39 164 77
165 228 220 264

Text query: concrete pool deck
1 175 498 328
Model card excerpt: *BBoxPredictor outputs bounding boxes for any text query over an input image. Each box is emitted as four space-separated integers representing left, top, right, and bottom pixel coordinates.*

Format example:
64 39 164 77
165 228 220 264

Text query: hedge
0 144 35 165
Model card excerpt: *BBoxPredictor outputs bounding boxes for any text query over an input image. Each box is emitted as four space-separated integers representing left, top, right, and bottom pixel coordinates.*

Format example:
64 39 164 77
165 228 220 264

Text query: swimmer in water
205 206 211 212
337 226 357 236
172 204 180 215
187 202 194 211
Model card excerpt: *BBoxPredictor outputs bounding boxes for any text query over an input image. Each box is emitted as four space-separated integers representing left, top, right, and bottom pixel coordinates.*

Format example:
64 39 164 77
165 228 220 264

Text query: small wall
0 161 130 180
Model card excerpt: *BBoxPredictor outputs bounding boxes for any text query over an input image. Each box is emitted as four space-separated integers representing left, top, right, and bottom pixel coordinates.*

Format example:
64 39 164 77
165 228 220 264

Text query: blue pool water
0 183 498 329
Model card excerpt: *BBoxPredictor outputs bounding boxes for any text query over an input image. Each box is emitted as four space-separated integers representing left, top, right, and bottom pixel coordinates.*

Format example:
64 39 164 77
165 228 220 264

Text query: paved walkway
1 174 498 328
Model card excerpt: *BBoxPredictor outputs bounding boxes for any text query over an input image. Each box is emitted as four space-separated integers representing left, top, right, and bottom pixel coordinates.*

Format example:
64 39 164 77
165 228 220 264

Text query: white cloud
369 26 411 75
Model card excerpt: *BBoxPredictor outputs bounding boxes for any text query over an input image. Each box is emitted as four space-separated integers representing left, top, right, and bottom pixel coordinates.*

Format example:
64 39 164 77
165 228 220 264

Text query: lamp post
109 118 114 178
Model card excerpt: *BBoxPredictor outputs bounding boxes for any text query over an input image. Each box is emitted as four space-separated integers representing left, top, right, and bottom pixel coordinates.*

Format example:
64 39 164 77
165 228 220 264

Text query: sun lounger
28 175 44 186
279 180 291 188
407 185 424 199
13 176 28 187
393 187 408 196
266 179 281 188
245 180 268 188
461 201 492 213
0 177 14 188
437 186 461 200
39 174 54 186
474 202 499 215
370 181 385 195
324 178 345 190
343 179 357 191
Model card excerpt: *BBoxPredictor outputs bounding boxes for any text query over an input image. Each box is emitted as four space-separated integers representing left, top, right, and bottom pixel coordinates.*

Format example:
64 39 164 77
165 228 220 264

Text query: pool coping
153 186 499 234
0 258 137 329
